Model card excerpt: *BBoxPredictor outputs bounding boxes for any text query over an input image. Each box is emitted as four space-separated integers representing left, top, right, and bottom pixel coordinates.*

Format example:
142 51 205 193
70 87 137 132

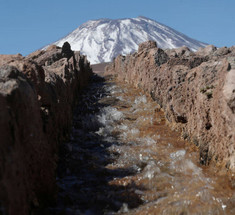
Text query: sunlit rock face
106 41 235 171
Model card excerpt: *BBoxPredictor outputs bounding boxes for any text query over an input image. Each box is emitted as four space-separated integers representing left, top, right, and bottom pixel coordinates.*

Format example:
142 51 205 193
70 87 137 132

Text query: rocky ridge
0 42 92 215
105 41 235 171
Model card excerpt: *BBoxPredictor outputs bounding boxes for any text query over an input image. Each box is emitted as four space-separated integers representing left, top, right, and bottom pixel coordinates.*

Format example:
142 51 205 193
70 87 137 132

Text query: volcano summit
51 16 207 64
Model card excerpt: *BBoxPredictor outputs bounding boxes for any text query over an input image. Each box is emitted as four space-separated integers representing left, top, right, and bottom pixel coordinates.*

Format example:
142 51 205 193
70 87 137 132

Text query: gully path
50 72 235 215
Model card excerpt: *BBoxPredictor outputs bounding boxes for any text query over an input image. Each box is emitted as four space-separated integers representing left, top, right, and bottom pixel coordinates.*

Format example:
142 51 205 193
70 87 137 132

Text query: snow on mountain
51 16 207 64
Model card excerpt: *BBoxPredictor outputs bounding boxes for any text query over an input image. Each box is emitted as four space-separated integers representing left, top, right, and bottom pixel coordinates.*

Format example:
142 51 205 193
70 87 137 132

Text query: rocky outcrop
106 41 235 171
138 40 157 53
0 43 92 215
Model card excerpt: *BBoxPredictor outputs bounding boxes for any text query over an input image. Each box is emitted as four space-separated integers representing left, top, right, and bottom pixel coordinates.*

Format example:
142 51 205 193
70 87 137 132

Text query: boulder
0 54 24 66
138 40 157 53
196 44 217 56
61 41 74 59
174 46 192 57
154 48 169 66
213 46 230 56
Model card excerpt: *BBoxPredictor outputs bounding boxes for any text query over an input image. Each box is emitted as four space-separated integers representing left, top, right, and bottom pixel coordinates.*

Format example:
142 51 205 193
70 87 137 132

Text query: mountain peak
51 17 207 64
136 15 151 20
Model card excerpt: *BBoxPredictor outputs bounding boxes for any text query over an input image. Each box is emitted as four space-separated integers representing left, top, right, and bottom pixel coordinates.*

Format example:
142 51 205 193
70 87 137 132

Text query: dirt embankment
0 42 92 215
91 62 110 76
105 41 235 171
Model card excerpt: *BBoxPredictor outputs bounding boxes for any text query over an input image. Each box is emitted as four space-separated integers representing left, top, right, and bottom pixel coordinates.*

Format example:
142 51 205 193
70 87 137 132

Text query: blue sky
0 0 234 55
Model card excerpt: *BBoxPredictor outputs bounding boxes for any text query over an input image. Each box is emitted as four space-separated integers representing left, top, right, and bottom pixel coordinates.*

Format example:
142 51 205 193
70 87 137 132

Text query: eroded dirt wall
105 41 235 172
0 43 92 215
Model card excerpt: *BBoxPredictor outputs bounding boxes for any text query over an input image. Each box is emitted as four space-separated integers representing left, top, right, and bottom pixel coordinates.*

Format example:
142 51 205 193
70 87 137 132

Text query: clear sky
0 0 234 56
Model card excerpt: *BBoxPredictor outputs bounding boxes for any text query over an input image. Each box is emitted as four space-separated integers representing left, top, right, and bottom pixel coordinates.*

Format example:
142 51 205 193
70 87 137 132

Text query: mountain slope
52 16 207 64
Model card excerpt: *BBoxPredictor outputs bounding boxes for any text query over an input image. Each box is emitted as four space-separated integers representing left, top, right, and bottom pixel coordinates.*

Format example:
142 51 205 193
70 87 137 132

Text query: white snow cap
51 16 207 64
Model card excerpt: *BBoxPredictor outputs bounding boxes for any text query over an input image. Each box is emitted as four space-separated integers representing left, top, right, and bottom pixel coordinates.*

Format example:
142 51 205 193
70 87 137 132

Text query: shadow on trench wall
44 74 145 214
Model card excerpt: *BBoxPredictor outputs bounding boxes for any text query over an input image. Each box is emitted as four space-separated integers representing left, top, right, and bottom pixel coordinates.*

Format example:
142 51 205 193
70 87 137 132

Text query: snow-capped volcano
51 16 207 64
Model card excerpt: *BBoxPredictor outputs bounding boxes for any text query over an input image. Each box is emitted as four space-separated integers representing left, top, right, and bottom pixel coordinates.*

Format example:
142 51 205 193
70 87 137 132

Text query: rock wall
106 41 235 171
0 42 92 215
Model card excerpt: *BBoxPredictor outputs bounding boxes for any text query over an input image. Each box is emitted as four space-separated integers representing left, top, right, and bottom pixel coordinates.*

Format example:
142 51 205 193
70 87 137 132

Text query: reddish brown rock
138 40 157 53
26 46 62 66
165 46 192 58
0 54 24 66
196 44 217 56
105 41 235 171
0 42 92 215
0 65 54 215
229 46 235 55
8 59 45 93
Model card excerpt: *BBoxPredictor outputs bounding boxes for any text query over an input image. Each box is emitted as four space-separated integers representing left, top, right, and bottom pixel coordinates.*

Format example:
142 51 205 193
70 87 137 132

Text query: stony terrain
1 38 235 214
0 42 92 215
105 41 235 171
49 73 235 214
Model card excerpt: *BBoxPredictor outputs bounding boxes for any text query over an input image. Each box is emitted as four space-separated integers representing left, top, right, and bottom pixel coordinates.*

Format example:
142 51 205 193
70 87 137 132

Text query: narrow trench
49 73 235 215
